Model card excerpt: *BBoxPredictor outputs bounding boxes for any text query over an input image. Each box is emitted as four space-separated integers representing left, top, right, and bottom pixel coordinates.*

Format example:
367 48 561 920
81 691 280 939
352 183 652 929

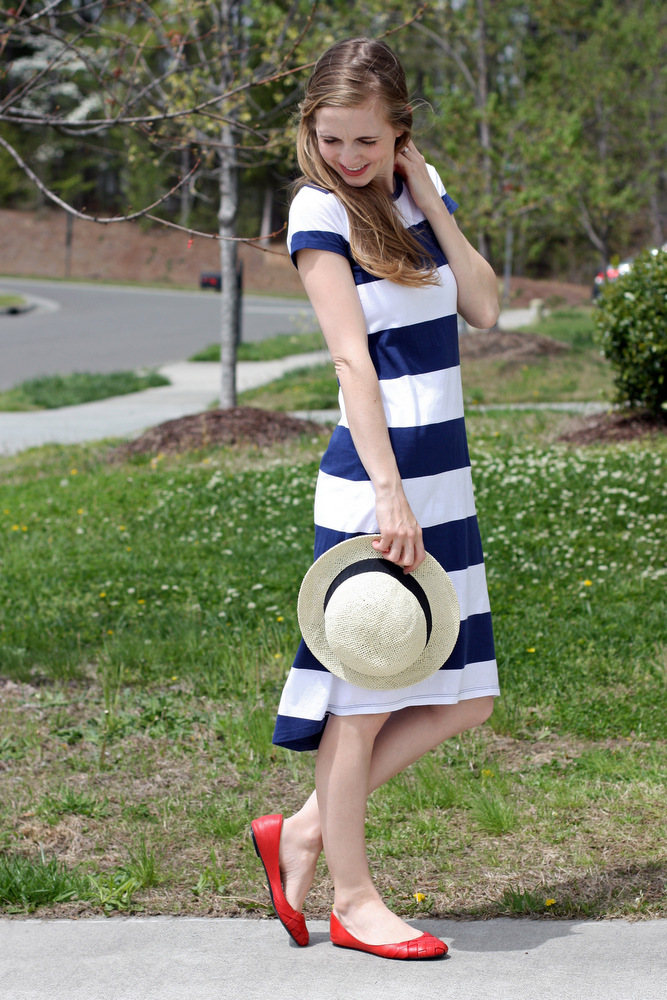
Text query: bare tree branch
0 131 199 224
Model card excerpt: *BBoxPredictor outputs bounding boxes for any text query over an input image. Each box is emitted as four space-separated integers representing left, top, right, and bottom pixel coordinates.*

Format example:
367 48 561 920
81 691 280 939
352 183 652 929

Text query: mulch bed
459 329 568 361
114 406 324 456
557 409 667 445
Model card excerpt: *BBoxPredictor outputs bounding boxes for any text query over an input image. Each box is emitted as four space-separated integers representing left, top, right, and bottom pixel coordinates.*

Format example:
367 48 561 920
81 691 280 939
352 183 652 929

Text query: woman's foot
279 813 322 913
250 814 311 947
330 911 447 960
332 892 426 947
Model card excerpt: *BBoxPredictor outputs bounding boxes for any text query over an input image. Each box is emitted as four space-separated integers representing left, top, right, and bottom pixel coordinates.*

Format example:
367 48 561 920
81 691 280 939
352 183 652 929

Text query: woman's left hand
394 140 440 215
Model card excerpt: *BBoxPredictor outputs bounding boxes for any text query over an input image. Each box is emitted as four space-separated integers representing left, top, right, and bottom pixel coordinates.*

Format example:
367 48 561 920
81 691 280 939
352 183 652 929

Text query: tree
0 0 321 406
1 0 427 404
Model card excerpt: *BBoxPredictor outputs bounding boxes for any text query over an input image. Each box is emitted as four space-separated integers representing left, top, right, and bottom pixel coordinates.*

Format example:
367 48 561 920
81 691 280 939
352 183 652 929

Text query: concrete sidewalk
1 915 664 1000
0 351 331 455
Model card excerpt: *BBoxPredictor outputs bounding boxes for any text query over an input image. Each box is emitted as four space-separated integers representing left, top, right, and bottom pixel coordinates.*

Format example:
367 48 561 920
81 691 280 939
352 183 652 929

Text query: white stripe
339 368 464 429
357 266 458 333
327 659 498 713
314 466 476 532
278 659 499 723
448 562 492 620
277 667 333 721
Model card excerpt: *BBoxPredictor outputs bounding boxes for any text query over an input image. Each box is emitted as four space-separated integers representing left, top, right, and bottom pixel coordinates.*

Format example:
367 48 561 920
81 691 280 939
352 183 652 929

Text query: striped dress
273 167 499 752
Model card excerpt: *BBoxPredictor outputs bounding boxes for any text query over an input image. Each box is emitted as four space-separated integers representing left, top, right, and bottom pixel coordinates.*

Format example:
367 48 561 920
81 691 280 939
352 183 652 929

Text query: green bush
595 248 667 416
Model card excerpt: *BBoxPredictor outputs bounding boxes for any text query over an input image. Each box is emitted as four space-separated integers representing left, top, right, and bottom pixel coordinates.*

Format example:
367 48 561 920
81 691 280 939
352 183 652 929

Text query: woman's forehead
315 101 389 136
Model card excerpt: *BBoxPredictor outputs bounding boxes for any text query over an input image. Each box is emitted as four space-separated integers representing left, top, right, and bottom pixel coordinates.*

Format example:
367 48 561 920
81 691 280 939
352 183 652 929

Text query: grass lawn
1 411 666 920
0 294 26 310
0 371 170 412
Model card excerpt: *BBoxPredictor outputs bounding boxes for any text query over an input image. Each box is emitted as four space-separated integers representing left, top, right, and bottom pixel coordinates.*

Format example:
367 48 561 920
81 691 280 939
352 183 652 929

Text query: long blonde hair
294 38 439 288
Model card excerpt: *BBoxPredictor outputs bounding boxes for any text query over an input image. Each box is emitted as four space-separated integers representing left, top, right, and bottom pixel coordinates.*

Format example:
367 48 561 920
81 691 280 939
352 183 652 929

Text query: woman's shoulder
288 183 349 237
290 183 347 221
287 183 350 264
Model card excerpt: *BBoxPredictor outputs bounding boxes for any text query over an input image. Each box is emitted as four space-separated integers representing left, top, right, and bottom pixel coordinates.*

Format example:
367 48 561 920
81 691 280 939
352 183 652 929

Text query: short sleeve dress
273 166 499 752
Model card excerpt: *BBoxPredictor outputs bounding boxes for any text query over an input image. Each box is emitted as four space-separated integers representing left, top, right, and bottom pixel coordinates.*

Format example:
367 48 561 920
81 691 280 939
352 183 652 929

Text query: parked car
593 243 667 298
592 258 634 298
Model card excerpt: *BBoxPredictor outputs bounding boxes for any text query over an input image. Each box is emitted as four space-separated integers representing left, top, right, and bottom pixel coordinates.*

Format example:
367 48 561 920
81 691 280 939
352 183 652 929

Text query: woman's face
314 101 404 194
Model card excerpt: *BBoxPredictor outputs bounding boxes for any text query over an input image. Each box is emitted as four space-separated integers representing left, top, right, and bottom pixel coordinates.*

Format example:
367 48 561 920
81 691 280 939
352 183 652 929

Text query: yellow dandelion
526 647 536 653
545 898 556 907
276 615 284 622
99 592 106 598
11 525 19 531
583 580 592 586
481 769 494 778
138 598 145 604
70 469 77 475
413 892 426 902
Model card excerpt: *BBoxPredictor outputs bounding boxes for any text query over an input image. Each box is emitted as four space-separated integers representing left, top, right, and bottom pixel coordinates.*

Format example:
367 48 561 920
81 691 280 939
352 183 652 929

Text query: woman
251 37 500 960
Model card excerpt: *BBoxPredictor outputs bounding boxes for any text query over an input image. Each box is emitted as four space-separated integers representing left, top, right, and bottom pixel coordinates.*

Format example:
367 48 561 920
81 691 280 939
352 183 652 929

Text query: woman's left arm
395 140 500 330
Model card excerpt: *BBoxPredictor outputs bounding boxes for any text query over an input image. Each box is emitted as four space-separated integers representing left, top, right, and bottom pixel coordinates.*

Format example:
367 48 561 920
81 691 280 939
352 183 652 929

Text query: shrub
595 248 667 416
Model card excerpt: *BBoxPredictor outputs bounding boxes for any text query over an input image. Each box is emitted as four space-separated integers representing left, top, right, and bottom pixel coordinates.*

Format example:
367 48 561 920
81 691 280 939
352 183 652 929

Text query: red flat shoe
250 814 309 947
330 911 447 960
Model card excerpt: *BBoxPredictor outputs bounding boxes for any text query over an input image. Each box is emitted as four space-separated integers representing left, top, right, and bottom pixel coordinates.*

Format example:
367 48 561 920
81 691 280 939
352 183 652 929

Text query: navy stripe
422 517 485 574
444 611 495 672
319 420 470 482
367 315 459 379
312 517 484 575
290 230 350 267
273 711 327 752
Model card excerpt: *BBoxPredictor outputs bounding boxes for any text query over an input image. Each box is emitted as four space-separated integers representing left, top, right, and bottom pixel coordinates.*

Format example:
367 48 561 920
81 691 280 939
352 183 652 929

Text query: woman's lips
339 163 370 177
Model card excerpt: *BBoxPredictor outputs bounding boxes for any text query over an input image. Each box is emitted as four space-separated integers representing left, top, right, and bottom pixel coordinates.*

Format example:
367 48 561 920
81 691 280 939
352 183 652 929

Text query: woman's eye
360 140 377 147
320 138 338 145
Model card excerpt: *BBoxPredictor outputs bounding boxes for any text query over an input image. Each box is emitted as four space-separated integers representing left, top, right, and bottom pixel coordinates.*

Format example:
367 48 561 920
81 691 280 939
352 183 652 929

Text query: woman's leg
315 710 426 944
280 697 494 917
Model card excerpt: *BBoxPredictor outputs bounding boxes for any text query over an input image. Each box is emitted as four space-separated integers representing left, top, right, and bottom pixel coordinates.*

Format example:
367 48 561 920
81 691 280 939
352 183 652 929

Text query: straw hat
297 535 460 690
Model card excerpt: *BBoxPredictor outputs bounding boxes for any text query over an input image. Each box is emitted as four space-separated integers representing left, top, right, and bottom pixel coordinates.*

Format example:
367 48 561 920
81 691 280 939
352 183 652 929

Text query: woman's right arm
296 247 425 573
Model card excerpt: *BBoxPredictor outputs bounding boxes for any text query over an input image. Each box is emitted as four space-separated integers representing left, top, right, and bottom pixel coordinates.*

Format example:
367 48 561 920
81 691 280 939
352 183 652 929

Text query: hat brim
297 535 460 690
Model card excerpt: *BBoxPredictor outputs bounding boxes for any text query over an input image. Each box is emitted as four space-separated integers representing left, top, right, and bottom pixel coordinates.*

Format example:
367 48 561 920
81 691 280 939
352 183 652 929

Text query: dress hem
326 685 500 717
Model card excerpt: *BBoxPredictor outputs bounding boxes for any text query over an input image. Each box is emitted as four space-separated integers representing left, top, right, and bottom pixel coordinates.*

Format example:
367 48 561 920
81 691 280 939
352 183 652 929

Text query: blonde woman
252 37 500 960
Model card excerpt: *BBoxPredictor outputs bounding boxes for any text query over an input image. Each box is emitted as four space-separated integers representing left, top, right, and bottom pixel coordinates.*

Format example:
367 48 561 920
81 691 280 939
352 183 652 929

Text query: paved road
0 278 315 390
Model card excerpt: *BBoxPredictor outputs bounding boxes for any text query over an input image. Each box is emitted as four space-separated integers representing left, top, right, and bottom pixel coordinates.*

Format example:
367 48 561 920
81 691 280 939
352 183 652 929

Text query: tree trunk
259 177 274 247
217 0 241 409
475 0 494 266
218 120 239 409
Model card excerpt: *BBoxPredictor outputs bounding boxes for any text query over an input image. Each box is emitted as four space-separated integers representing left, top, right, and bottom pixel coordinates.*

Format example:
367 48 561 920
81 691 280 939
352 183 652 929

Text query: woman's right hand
372 489 425 574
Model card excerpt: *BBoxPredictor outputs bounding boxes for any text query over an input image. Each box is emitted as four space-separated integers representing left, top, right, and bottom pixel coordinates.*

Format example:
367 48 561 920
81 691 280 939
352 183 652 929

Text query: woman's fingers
371 528 424 573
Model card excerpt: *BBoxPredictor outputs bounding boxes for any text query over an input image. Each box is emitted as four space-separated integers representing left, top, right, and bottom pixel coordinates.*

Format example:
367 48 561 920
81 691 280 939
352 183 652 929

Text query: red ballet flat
250 814 309 947
330 911 447 960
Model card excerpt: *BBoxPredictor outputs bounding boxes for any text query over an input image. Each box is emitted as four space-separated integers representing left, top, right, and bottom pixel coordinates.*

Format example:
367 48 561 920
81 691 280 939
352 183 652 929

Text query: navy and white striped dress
273 166 499 752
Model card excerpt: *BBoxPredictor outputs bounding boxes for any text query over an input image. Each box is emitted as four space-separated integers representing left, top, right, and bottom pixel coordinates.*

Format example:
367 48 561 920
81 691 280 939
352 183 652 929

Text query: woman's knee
428 696 495 738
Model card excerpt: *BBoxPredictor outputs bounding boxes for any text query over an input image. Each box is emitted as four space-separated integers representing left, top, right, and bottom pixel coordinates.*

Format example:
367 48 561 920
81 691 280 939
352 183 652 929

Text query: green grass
239 362 340 411
190 331 326 362
0 293 26 309
529 306 598 350
0 370 170 412
0 853 89 913
1 415 666 920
